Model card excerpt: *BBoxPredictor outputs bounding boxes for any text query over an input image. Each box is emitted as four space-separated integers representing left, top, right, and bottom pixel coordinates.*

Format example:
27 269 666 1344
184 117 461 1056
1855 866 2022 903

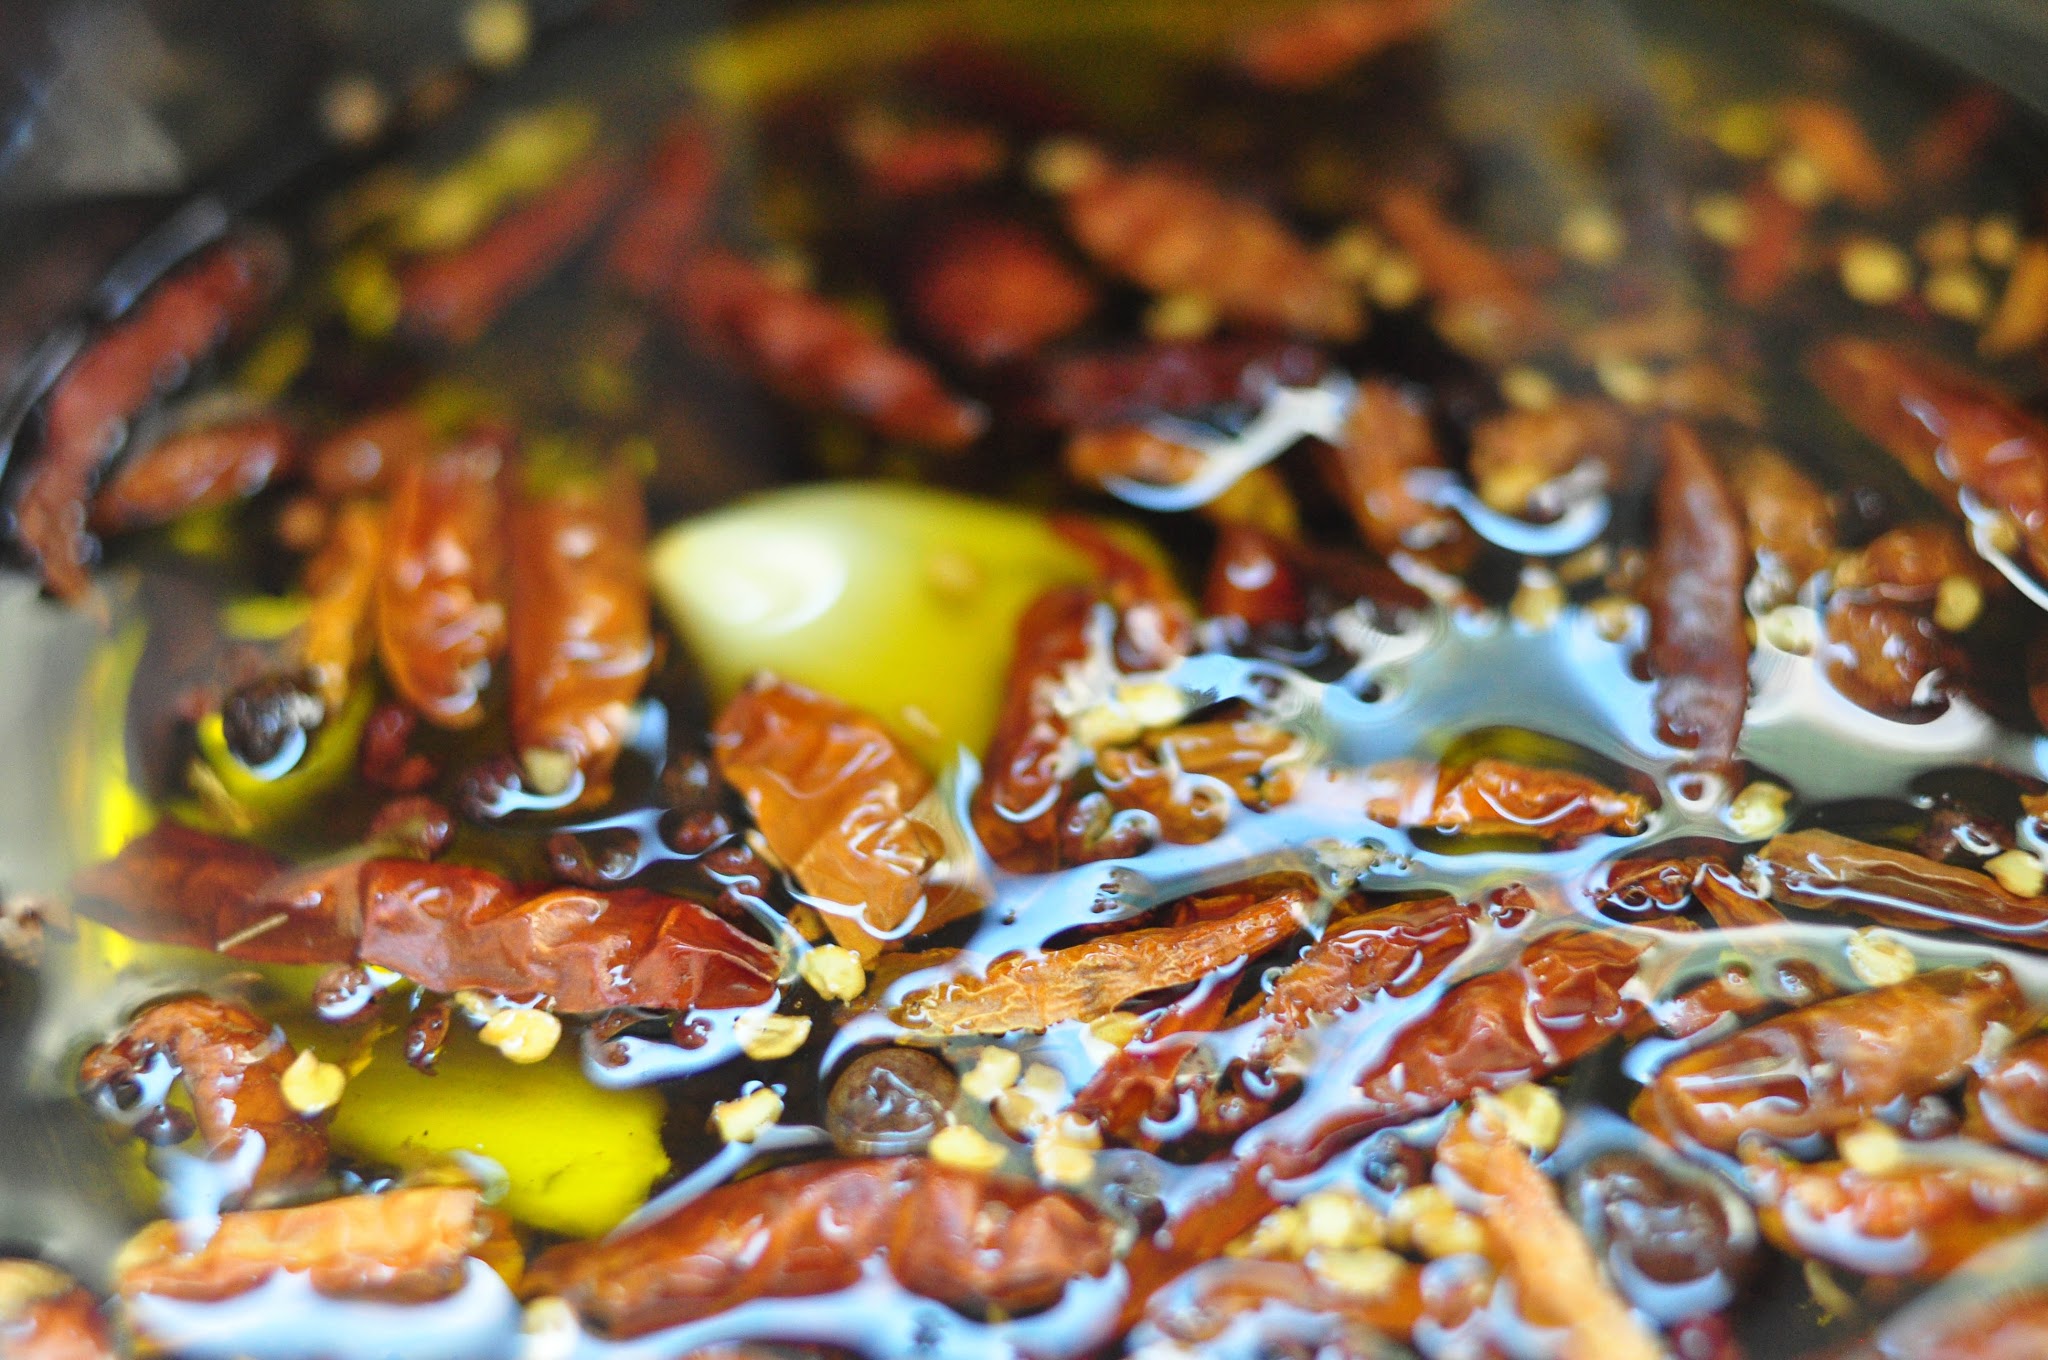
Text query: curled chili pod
522 1157 1118 1337
1032 337 1326 430
1372 183 1554 361
374 431 510 730
1053 156 1361 340
78 995 329 1191
88 415 299 536
910 218 1096 367
401 158 629 345
1360 756 1650 842
1645 421 1749 781
1318 377 1462 558
1234 0 1462 89
0 1262 115 1360
674 248 987 450
508 459 654 805
605 111 721 300
1637 965 2024 1152
1757 828 2048 946
14 232 288 603
117 1186 488 1305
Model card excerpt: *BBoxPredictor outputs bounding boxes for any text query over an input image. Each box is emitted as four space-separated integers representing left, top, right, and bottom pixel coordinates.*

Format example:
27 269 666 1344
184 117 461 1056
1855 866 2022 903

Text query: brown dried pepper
1975 1032 2048 1150
1757 828 2048 946
1372 183 1553 361
1637 965 2024 1152
508 460 653 804
401 158 628 345
1726 181 1808 309
309 407 436 500
972 585 1097 875
843 113 1006 197
1808 337 2048 577
1032 338 1326 430
1063 426 1204 492
1202 524 1307 628
1732 445 1836 595
675 249 987 450
88 416 298 535
1360 757 1649 841
1139 1258 1422 1354
78 995 328 1190
1318 378 1462 557
0 1264 114 1360
605 112 720 301
1778 99 1895 210
523 1158 1117 1337
912 219 1095 368
1058 159 1362 340
375 432 509 729
1908 88 2007 188
118 1186 485 1303
1234 0 1461 89
1645 421 1749 778
300 499 384 712
1069 977 1238 1148
1467 398 1634 517
15 233 287 603
895 883 1308 1037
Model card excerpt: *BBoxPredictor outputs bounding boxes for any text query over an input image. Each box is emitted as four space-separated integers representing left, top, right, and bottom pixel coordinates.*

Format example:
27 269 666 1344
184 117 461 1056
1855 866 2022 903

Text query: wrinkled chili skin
1234 0 1460 89
1467 398 1632 516
1809 337 2048 576
1646 421 1749 778
356 859 777 1012
375 433 509 730
971 585 1097 875
78 995 328 1191
1319 377 1462 557
14 233 287 602
401 158 629 345
911 219 1095 368
88 416 298 535
1032 338 1325 429
1640 966 2024 1153
299 499 386 712
118 1187 480 1304
1137 1258 1422 1356
1202 524 1307 629
523 1158 1118 1337
0 1276 115 1360
1973 1032 2048 1152
1361 757 1649 841
1733 447 1836 596
606 112 720 300
508 462 654 804
1759 829 2048 945
675 249 987 449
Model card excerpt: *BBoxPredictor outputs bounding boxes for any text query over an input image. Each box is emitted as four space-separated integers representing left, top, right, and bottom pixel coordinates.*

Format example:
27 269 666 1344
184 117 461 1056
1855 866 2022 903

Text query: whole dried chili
1137 1258 1422 1354
1467 398 1633 517
356 859 777 1011
1234 0 1461 89
1068 974 1238 1148
1202 524 1307 629
1908 88 2007 187
508 460 654 805
309 408 435 500
1974 1032 2048 1152
375 432 509 730
843 113 1006 197
1743 1142 2048 1278
0 1264 114 1360
1757 829 2048 946
972 585 1097 874
1638 965 2024 1152
1778 99 1895 210
1592 857 1704 917
712 675 956 957
1808 337 2048 577
895 883 1307 1037
88 416 298 535
1063 427 1203 492
1318 378 1462 557
401 158 629 345
1732 445 1836 595
1693 863 1788 929
522 1158 1117 1336
1645 421 1749 779
1056 158 1361 340
14 233 287 603
911 219 1095 367
1372 183 1553 361
299 499 385 712
674 249 987 450
78 995 328 1190
1360 757 1649 841
117 1187 486 1303
606 112 721 301
1032 338 1325 430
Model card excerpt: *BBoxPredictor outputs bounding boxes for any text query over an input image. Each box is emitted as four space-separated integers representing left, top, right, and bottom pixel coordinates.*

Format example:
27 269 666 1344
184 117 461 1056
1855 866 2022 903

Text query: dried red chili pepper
1909 88 2007 187
375 432 509 730
606 112 720 300
1744 1141 2048 1278
118 1187 486 1304
88 416 298 535
0 1265 114 1360
1138 1258 1423 1354
1069 976 1237 1148
972 586 1095 874
1372 183 1553 360
1808 337 2048 577
1980 241 2048 361
1263 895 1487 1045
1693 864 1787 929
508 461 653 805
1823 599 1957 716
1361 757 1649 841
675 249 987 449
911 219 1095 368
309 408 435 500
356 859 777 1011
1318 378 1463 557
297 499 385 713
1638 965 2023 1152
1733 446 1835 595
1063 426 1203 492
1032 338 1325 429
1057 158 1361 340
1779 99 1895 210
1592 857 1703 917
1758 829 2048 946
14 233 287 602
712 675 959 957
1467 398 1633 517
843 113 1005 197
1645 421 1749 778
1234 0 1461 89
523 1158 1117 1337
78 995 328 1190
401 158 628 345
895 882 1307 1037
1048 515 1196 665
1202 524 1307 629
1726 181 1808 309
